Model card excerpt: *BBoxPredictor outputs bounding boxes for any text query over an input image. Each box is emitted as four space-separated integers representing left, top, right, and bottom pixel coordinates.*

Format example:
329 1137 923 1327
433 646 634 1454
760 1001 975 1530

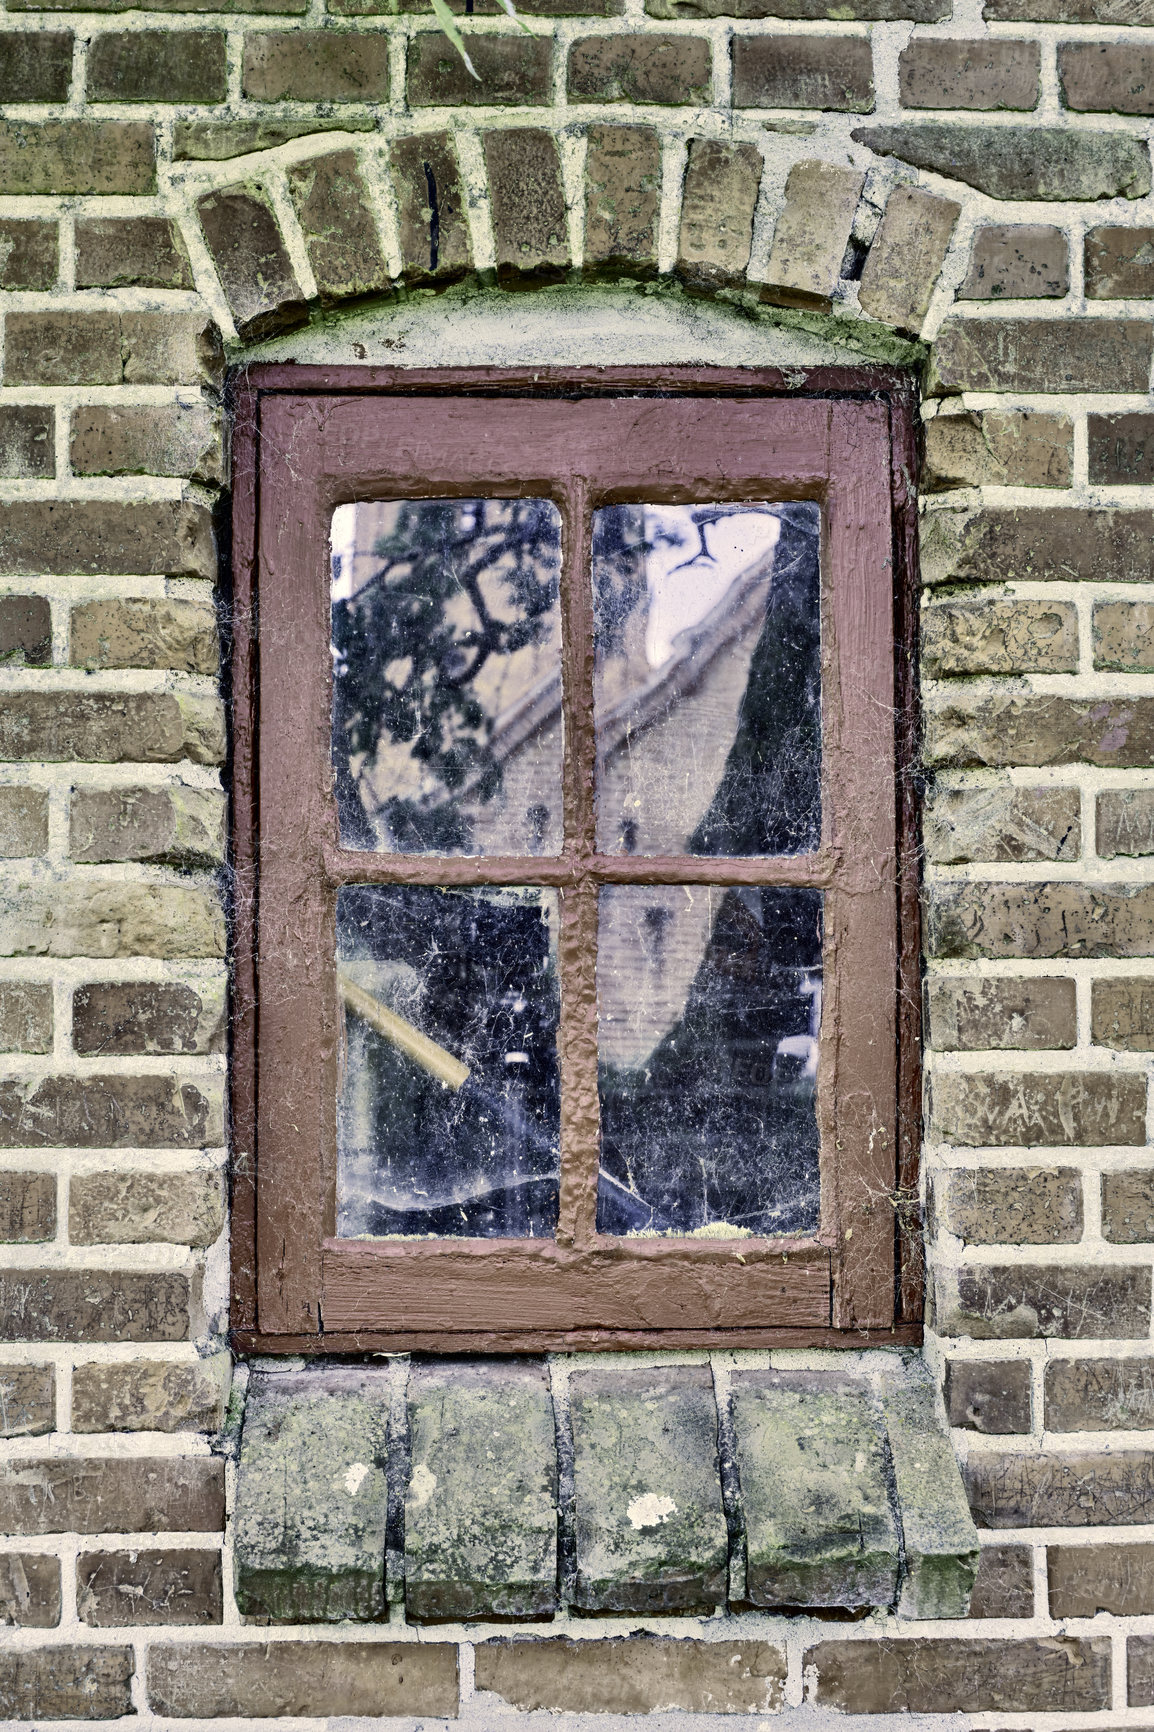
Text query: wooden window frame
229 364 922 1355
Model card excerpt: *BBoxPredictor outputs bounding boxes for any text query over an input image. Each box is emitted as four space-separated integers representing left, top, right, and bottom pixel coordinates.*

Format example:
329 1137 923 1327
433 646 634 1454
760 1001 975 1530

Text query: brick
484 129 569 288
21 0 303 10
1061 41 1154 112
390 131 470 284
71 599 217 677
1053 1539 1154 1617
197 185 306 343
148 1642 458 1718
925 784 1080 865
936 1166 1082 1244
0 220 57 289
0 120 154 194
925 695 1154 769
945 1358 1031 1432
70 1170 223 1248
584 124 661 277
287 150 389 303
71 787 224 867
928 1071 1145 1147
857 186 958 333
568 33 710 102
0 408 54 480
0 1363 55 1436
923 410 1072 490
900 38 1038 109
678 137 761 289
0 1073 221 1149
1094 599 1154 672
0 983 52 1054
1099 794 1154 860
71 405 223 484
967 1447 1154 1525
853 121 1150 200
968 1543 1033 1616
0 501 215 578
1093 977 1154 1050
651 0 947 13
1103 1170 1154 1243
732 34 873 108
0 883 224 961
0 693 222 763
762 160 863 309
0 788 48 858
1091 416 1154 488
87 30 226 101
0 1552 60 1624
5 312 120 387
123 315 224 389
75 216 192 289
0 1172 56 1243
961 223 1068 298
0 1271 195 1344
807 1636 1109 1713
177 115 372 158
0 32 72 100
1087 224 1154 298
72 1355 229 1434
0 594 51 666
922 506 1154 587
922 597 1077 674
1132 1636 1154 1706
875 1361 980 1618
1046 1356 1154 1430
407 1361 557 1621
0 1456 223 1534
989 0 1154 16
927 976 1077 1051
929 880 1154 961
936 1263 1151 1339
571 1366 727 1612
0 1647 133 1718
243 30 389 99
407 31 551 104
72 981 224 1057
78 1549 221 1626
476 1637 786 1714
930 317 1153 394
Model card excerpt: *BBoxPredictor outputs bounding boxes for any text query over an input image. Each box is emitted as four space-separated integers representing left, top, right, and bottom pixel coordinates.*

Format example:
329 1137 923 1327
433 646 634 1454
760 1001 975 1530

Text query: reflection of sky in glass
640 506 781 667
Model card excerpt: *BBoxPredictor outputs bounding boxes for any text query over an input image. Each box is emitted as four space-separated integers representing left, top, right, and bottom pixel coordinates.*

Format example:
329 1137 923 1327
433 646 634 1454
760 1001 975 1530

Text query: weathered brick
125 314 224 389
197 184 306 342
484 129 569 288
878 1361 981 1619
857 186 958 333
0 1647 133 1717
0 408 55 480
1132 1636 1154 1706
71 405 222 484
930 317 1153 394
1061 41 1154 112
408 31 551 104
178 115 370 158
733 34 873 108
1103 1169 1154 1243
1046 1356 1154 1429
0 983 52 1054
923 410 1072 490
899 38 1039 109
945 1358 1031 1432
968 1543 1033 1616
762 160 863 309
1051 1540 1154 1617
70 599 217 677
967 1447 1154 1525
569 34 710 102
1098 793 1154 861
929 880 1154 961
390 131 470 284
651 0 946 13
923 597 1077 674
1092 420 1154 495
70 1170 223 1248
0 595 51 666
922 506 1154 587
21 0 303 11
935 1166 1083 1243
147 1642 458 1718
925 695 1154 769
476 1638 786 1714
584 124 661 277
0 500 215 579
242 30 389 99
1093 977 1154 1051
87 29 227 101
0 693 222 763
72 1355 229 1433
928 1071 1145 1147
988 0 1154 17
960 223 1068 298
1086 224 1154 298
0 1270 194 1343
5 312 120 387
0 219 58 289
0 1364 54 1436
0 788 48 858
0 1552 60 1624
75 216 192 289
807 1636 1109 1713
927 975 1076 1051
71 787 224 867
0 883 224 961
0 32 72 101
678 137 761 289
1093 599 1154 673
0 1456 223 1533
0 120 154 194
78 1549 222 1626
936 1263 1151 1339
287 150 389 303
0 1073 221 1149
851 122 1149 200
72 981 224 1056
0 1172 55 1243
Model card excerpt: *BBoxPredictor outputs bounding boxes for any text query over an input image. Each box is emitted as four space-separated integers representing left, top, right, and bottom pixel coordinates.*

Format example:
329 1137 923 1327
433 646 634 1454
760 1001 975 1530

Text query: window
230 368 920 1351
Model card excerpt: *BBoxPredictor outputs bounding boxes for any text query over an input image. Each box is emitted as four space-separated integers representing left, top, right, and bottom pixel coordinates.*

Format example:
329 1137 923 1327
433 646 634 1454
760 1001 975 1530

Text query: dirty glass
336 884 560 1238
592 502 822 857
330 499 563 856
596 884 822 1237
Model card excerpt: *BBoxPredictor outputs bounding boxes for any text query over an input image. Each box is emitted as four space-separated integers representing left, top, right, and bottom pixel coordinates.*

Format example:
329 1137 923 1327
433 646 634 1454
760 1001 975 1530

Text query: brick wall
0 0 1153 1714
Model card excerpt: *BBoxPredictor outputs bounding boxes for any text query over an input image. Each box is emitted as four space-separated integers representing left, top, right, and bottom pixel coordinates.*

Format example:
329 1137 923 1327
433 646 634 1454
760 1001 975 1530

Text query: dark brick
390 131 470 284
5 312 120 387
0 692 221 763
0 984 52 1054
146 1642 458 1718
925 695 1154 769
927 976 1077 1051
75 217 192 289
0 1073 219 1148
1103 1170 1154 1243
0 32 72 101
967 1448 1154 1526
929 880 1154 960
0 120 154 194
852 121 1150 199
287 149 389 303
1094 599 1154 670
899 38 1038 109
71 786 223 865
1087 224 1154 297
1132 1635 1154 1705
484 128 569 287
1099 794 1154 860
73 1357 227 1433
87 29 226 101
18 0 304 10
177 114 372 157
73 983 223 1057
70 1169 224 1247
476 1638 785 1714
568 33 710 102
988 0 1154 16
678 137 761 288
1061 41 1154 112
807 1636 1109 1713
584 123 660 276
0 410 54 481
923 597 1077 672
242 29 389 98
968 1543 1033 1616
931 317 1153 393
0 1552 60 1625
0 1647 133 1718
946 1358 1031 1433
1090 413 1154 484
78 1549 222 1626
0 1172 55 1243
70 405 223 484
0 1457 223 1534
928 1071 1145 1147
197 184 306 341
651 0 945 12
960 223 1068 297
0 788 48 858
122 313 223 388
922 506 1154 586
407 31 551 104
936 1168 1083 1243
937 1264 1151 1339
0 1271 194 1344
1093 976 1154 1046
732 34 873 108
0 595 51 666
1050 1540 1154 1615
0 1364 54 1436
394 0 620 10
1047 1356 1154 1430
0 219 58 289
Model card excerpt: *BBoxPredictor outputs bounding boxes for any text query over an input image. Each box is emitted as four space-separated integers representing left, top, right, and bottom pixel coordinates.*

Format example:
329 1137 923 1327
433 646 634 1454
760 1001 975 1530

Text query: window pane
336 884 560 1238
331 499 563 856
597 884 822 1237
593 503 821 857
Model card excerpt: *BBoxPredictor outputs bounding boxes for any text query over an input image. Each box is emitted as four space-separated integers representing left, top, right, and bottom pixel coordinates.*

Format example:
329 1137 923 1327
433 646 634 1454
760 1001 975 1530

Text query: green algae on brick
876 1360 980 1617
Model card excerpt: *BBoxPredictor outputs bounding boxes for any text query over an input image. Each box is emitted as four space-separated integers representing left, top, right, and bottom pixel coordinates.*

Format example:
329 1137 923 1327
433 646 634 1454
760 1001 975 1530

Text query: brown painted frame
229 365 922 1354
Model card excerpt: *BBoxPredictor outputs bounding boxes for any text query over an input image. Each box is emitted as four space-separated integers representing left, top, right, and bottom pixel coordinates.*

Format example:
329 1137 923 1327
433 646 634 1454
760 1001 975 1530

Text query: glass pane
597 884 822 1237
331 499 563 856
336 884 560 1238
593 503 821 857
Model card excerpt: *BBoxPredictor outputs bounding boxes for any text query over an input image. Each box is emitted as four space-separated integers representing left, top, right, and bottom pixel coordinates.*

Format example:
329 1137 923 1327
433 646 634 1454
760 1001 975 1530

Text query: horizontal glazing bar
322 844 837 889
